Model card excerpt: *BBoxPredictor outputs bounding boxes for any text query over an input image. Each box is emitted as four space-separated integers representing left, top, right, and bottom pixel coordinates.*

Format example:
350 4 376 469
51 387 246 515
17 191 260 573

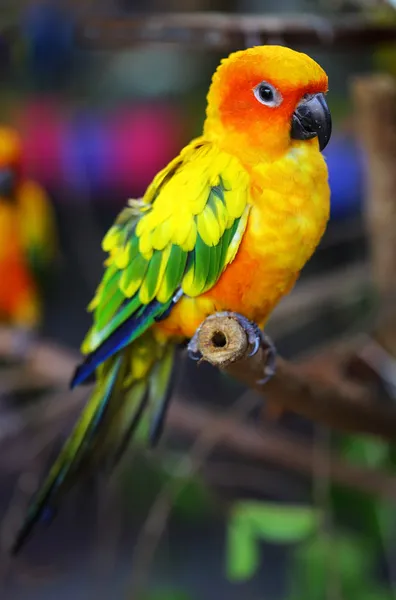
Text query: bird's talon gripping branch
256 329 277 385
187 311 276 386
187 343 202 362
231 314 276 385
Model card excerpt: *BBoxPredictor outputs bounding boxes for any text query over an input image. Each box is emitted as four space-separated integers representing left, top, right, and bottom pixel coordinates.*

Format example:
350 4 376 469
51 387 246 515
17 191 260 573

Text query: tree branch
168 400 396 501
1 326 396 500
77 13 396 50
190 312 396 440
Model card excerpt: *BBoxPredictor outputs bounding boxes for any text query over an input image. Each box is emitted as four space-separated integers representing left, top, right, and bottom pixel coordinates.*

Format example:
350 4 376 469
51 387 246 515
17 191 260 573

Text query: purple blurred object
61 111 112 194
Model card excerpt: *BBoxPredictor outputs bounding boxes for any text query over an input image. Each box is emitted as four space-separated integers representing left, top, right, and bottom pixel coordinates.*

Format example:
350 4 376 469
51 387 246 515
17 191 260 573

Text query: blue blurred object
62 111 111 195
22 1 75 88
325 134 364 220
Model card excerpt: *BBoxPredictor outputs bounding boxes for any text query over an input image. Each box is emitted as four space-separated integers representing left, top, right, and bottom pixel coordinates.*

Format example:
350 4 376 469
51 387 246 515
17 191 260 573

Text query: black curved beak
291 93 332 151
0 168 16 198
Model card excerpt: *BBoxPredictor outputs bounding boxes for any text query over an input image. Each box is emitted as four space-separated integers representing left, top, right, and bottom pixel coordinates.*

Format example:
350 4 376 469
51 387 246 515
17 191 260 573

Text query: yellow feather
151 218 174 251
102 228 119 252
87 295 99 312
196 206 220 246
114 245 130 269
225 205 250 264
139 244 171 305
225 186 247 219
181 265 195 296
172 215 193 247
181 221 197 252
213 195 228 233
138 231 153 256
187 178 210 214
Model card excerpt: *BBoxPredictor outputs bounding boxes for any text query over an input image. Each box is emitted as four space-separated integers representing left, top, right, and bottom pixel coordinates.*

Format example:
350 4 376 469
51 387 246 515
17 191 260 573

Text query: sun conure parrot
0 126 56 352
12 45 332 553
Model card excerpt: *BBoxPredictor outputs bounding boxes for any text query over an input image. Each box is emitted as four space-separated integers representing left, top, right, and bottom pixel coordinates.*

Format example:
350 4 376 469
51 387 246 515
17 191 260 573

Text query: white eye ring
253 81 283 107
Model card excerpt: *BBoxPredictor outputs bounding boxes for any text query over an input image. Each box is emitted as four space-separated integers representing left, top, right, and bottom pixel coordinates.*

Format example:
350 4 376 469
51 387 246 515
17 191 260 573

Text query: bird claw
228 314 276 385
187 332 202 362
256 330 277 385
187 311 276 385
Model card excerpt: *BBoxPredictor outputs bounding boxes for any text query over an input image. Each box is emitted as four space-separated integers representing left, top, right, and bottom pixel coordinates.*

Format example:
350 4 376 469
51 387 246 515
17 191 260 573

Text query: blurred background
1 1 396 599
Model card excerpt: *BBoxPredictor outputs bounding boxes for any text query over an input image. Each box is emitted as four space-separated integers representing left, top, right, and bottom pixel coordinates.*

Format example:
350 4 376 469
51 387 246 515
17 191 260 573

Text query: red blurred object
14 100 186 200
108 104 185 196
16 99 65 188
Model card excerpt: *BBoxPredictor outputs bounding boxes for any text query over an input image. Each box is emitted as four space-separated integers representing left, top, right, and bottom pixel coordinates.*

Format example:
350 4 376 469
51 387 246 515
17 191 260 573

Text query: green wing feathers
83 142 250 356
11 141 251 553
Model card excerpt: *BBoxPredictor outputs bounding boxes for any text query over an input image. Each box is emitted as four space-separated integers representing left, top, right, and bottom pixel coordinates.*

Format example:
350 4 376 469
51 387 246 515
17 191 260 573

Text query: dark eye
259 84 274 102
253 81 282 107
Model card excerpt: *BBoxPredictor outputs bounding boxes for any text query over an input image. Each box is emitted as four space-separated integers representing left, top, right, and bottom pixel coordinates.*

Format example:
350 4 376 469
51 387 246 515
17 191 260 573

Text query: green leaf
290 532 376 600
232 501 320 544
342 436 389 468
226 517 259 582
226 501 319 583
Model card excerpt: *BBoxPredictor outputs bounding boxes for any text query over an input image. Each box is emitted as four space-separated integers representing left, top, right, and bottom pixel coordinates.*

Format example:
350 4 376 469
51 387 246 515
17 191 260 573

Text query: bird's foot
187 335 203 362
230 314 276 385
187 311 276 384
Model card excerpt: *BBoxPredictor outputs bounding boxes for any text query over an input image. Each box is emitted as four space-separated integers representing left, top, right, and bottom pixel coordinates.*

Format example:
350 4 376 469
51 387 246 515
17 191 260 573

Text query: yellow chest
248 144 330 272
156 144 330 339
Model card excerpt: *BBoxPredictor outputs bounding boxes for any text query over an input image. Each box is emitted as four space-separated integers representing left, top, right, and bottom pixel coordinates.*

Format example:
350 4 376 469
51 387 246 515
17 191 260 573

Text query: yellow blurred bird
0 126 57 351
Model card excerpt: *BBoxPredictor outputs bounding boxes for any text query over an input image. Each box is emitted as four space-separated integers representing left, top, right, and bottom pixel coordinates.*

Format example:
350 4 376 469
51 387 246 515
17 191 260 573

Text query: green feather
95 273 124 331
205 240 222 290
90 294 142 351
127 234 140 262
191 235 211 295
140 250 163 304
211 180 226 202
11 355 123 555
105 379 150 468
120 253 149 297
218 218 240 272
161 245 187 302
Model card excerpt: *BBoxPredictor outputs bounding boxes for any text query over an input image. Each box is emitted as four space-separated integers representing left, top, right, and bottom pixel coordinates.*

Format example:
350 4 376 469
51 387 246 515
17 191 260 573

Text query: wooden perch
1 326 396 500
77 13 396 50
189 312 396 440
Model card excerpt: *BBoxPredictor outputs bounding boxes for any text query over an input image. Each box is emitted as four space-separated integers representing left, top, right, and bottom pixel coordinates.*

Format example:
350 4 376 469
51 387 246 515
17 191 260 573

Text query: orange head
204 45 331 162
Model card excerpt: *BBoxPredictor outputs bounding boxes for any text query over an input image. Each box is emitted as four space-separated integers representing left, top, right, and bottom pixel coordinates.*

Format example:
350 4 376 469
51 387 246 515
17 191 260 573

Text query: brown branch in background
192 312 396 440
77 13 396 50
351 74 396 358
1 326 396 500
168 399 396 501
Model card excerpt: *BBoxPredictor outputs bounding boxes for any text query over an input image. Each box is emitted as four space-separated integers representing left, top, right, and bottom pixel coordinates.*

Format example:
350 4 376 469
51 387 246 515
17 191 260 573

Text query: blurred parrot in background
0 126 56 352
12 45 332 552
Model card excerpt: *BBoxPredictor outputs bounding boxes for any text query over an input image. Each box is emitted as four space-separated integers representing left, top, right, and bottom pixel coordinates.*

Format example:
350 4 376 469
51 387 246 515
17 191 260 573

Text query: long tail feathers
147 344 177 447
11 343 177 554
11 356 123 555
108 380 150 468
107 343 176 469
